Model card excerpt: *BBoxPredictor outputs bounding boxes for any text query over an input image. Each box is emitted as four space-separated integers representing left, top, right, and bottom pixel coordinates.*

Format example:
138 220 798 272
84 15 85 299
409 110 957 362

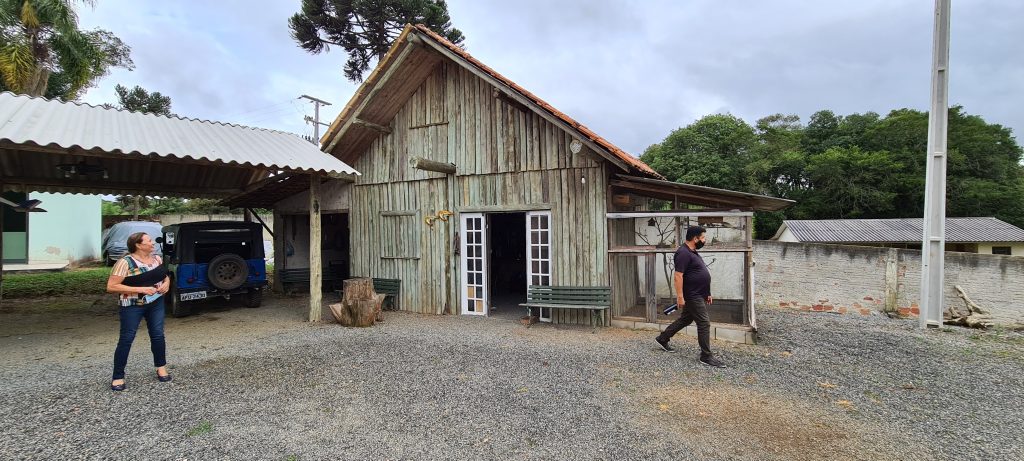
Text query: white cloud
75 0 1024 154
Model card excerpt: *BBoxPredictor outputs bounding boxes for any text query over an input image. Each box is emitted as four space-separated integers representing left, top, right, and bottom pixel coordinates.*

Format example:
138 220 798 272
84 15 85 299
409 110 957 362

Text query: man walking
655 226 726 368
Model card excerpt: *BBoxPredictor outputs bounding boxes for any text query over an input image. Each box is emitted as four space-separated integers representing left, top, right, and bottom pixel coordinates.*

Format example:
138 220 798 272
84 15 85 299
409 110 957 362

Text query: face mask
694 240 705 250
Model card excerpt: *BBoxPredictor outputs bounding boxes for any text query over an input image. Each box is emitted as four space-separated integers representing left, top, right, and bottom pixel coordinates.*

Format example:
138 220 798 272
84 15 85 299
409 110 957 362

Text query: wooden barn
229 25 791 339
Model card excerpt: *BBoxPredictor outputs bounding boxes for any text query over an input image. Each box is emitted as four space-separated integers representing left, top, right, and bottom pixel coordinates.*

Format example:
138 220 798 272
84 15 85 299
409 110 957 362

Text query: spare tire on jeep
207 253 248 290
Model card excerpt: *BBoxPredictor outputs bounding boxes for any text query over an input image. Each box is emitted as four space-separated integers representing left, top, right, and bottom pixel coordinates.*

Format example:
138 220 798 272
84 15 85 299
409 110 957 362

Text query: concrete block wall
753 241 890 315
754 241 1024 326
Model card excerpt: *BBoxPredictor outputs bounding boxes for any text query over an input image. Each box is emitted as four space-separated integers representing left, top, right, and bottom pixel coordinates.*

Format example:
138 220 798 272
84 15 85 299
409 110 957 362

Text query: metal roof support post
920 0 951 329
0 180 4 305
272 209 284 293
309 173 323 322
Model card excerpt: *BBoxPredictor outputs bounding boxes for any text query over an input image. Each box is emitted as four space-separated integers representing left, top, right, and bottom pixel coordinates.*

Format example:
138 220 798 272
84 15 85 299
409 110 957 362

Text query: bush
2 268 112 298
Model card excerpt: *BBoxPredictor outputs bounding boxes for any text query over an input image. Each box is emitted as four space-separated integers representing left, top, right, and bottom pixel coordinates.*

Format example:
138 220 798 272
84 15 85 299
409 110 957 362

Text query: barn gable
321 24 662 180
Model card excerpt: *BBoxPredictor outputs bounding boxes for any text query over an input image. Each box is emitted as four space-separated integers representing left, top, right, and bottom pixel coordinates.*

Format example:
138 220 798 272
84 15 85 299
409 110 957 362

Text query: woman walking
106 231 172 391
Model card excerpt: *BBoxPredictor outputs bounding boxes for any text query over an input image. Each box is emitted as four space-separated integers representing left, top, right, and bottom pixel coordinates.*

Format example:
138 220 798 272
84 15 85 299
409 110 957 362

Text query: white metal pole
920 0 951 329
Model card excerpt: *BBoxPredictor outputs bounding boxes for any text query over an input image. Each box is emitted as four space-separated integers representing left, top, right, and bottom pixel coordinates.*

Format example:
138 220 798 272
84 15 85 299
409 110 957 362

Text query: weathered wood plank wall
349 62 611 324
609 219 642 318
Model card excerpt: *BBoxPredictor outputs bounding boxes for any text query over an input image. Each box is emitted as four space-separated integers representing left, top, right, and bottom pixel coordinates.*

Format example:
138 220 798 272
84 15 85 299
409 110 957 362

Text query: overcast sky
79 1 1023 156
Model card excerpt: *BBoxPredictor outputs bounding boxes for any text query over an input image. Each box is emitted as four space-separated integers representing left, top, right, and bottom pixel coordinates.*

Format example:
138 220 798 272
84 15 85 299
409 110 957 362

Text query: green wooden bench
371 278 401 311
279 268 346 291
520 285 611 327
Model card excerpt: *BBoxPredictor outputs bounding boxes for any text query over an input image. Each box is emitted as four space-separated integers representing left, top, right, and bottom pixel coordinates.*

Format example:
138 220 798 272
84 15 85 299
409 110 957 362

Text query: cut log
329 302 352 325
945 285 994 329
329 299 378 327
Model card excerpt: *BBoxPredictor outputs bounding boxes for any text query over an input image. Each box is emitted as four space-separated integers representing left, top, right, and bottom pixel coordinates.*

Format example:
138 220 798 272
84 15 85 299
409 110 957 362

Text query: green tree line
102 197 263 216
640 107 1024 239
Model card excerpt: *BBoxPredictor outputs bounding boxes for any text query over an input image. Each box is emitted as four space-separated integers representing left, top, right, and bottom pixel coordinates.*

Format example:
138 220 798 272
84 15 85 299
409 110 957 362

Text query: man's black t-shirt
674 245 711 300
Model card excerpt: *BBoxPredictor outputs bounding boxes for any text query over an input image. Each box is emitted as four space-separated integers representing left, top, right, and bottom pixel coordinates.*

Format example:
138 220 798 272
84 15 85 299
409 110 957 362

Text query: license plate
180 291 207 301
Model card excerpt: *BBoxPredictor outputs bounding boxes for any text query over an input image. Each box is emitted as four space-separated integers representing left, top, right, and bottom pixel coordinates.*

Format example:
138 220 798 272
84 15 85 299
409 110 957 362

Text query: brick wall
753 241 1024 326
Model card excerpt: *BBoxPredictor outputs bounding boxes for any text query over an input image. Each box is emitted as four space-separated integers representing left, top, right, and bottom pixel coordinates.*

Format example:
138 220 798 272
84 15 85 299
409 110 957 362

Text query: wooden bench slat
521 302 609 310
527 293 610 298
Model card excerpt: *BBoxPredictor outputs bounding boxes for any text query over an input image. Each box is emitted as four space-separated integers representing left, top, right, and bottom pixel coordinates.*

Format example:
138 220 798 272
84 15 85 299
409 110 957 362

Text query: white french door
460 213 488 316
527 211 553 322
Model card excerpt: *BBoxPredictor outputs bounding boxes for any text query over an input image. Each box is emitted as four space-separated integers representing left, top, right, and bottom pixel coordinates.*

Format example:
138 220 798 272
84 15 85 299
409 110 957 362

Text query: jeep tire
167 278 191 318
207 253 248 290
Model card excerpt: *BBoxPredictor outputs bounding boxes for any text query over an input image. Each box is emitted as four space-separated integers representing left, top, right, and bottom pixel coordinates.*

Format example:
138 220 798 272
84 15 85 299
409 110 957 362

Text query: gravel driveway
0 294 1021 460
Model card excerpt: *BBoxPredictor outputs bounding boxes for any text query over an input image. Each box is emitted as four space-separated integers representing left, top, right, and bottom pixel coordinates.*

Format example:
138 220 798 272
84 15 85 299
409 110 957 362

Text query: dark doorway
489 212 526 319
322 213 350 290
281 212 349 292
2 191 28 263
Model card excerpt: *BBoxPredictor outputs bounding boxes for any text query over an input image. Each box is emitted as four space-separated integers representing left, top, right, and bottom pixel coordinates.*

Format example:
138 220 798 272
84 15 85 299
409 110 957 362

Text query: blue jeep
158 221 268 317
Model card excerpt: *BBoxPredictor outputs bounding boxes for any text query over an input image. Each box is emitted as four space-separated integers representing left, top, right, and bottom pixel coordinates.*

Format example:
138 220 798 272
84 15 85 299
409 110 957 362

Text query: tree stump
330 278 384 327
342 278 375 303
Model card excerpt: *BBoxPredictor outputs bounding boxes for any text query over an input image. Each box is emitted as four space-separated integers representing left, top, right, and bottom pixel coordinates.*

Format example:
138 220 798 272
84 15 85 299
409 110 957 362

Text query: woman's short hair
126 232 149 253
685 226 706 242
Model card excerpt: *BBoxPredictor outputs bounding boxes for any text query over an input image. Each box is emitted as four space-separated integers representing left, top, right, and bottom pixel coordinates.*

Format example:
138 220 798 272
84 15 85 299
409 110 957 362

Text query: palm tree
0 0 132 99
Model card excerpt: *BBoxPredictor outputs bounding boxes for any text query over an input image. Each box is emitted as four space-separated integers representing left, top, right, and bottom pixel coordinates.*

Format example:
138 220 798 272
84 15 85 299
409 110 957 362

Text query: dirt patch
613 379 935 461
0 293 315 367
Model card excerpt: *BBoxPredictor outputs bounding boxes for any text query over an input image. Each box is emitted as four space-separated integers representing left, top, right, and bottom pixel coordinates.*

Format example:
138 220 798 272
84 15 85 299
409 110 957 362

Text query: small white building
2 192 101 266
772 217 1024 256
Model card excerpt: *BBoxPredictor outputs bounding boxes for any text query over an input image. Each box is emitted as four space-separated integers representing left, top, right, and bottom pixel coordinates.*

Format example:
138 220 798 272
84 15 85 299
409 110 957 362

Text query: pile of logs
945 285 994 329
329 278 385 327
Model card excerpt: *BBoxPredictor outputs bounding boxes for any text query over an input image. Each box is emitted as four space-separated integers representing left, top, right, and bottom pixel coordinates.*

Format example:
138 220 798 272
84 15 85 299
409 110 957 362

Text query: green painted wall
27 193 102 263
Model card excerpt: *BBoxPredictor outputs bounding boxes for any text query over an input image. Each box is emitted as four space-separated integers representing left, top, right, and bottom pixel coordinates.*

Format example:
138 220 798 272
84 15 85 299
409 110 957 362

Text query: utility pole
920 0 951 329
299 95 331 146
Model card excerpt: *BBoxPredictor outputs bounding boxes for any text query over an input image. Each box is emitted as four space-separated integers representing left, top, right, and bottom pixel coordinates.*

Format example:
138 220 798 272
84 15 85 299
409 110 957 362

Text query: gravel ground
0 294 1021 460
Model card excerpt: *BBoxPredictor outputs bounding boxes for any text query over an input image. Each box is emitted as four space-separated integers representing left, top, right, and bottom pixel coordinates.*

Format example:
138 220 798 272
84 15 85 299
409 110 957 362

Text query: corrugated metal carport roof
0 92 358 198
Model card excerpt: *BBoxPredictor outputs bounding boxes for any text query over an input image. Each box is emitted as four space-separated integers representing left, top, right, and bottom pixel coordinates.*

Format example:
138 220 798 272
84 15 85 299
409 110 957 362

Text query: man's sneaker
700 356 727 368
655 337 676 352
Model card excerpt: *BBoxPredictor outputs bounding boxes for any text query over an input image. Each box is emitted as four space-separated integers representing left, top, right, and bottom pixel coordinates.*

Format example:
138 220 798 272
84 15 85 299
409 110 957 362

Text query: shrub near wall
753 241 1024 326
2 268 111 298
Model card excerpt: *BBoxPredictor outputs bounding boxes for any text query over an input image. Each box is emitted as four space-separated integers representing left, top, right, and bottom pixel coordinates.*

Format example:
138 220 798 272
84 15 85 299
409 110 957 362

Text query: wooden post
243 208 252 222
309 173 322 322
272 208 284 293
744 215 753 327
884 248 900 314
352 118 392 134
645 253 657 322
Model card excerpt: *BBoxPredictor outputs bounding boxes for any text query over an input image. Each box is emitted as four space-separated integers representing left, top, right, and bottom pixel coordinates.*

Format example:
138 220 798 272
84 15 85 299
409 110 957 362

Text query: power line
221 100 293 120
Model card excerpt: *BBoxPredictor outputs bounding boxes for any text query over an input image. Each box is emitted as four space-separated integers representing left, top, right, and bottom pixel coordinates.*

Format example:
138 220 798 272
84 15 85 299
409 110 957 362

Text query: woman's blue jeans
112 297 167 380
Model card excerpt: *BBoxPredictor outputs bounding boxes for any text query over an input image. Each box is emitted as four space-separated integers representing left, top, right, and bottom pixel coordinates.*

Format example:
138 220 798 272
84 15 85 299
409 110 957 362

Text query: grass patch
2 268 111 298
968 328 1024 347
187 421 213 437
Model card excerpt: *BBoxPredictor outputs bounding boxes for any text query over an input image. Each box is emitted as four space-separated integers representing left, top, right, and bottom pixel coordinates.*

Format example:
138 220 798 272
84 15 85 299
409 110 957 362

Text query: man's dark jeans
112 297 166 380
657 297 712 359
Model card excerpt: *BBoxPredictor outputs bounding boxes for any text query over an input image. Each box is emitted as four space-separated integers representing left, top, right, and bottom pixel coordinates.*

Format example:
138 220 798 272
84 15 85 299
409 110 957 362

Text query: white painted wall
976 243 1024 256
634 216 747 300
775 227 798 242
275 179 351 213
